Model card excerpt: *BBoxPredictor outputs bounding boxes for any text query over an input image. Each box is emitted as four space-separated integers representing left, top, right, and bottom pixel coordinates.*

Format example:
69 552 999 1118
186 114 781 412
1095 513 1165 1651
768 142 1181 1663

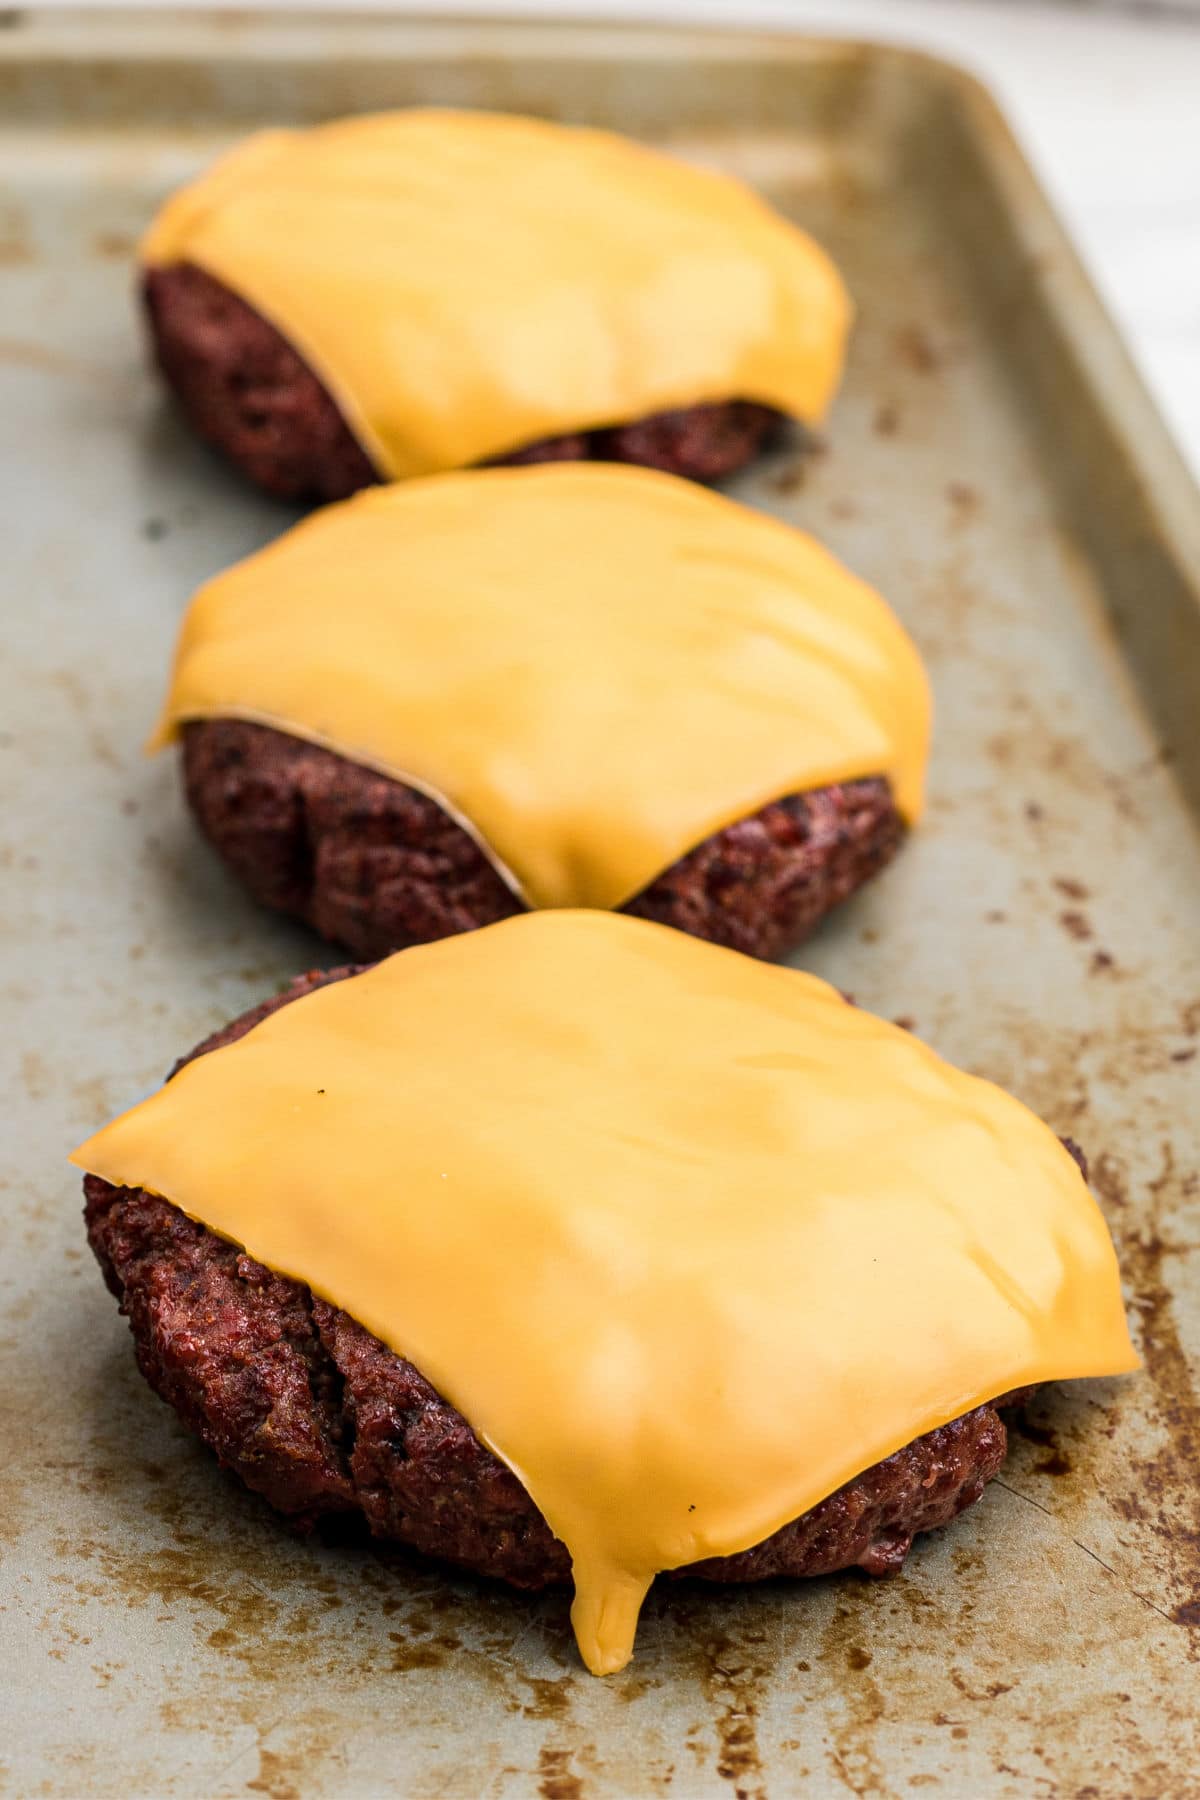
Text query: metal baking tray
3 11 1199 1796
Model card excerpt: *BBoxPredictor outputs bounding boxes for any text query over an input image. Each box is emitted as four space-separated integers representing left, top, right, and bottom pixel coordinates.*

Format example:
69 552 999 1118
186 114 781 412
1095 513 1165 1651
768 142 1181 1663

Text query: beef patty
85 966 1034 1595
143 263 785 504
180 719 904 963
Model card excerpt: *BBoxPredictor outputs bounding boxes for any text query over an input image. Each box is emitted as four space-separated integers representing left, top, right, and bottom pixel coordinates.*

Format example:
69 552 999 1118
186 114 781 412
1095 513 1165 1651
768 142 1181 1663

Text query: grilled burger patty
180 718 904 963
84 966 1033 1592
144 264 785 503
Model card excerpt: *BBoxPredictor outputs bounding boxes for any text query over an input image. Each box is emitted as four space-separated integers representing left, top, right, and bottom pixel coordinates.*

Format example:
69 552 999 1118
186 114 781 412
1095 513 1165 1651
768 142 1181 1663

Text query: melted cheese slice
140 109 851 478
72 911 1137 1676
150 463 931 911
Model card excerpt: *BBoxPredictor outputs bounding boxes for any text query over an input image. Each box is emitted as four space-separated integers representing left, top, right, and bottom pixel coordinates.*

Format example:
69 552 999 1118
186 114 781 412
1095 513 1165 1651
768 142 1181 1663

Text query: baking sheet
2 11 1199 1796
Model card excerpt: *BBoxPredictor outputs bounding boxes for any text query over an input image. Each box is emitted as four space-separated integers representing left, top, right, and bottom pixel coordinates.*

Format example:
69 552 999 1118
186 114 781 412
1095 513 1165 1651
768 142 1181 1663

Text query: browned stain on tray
1094 1147 1200 1636
246 1750 302 1800
820 1602 891 1799
537 1746 586 1800
91 228 136 261
0 337 118 382
1059 908 1093 942
700 1625 770 1800
894 323 941 374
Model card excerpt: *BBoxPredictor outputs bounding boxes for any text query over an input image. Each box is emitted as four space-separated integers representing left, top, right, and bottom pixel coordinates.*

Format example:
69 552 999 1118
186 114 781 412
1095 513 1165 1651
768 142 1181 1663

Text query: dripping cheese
72 910 1137 1676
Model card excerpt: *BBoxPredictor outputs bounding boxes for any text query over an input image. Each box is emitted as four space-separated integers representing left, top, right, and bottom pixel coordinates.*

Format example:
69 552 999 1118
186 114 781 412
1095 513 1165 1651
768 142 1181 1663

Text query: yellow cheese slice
72 911 1137 1676
141 109 852 479
150 463 931 912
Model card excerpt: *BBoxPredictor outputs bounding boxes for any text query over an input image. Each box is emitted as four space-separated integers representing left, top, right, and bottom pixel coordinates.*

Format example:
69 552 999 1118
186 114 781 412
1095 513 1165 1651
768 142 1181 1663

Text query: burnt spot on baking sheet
1060 909 1093 942
894 324 940 373
246 1747 302 1799
766 424 825 495
90 229 136 261
0 338 100 378
1033 1449 1074 1478
819 1601 890 1796
699 1625 769 1800
1090 1146 1200 1636
950 1669 1013 1702
0 191 31 265
1008 1409 1076 1480
768 461 807 496
946 480 979 523
536 1746 586 1800
630 1588 781 1796
1010 1414 1057 1452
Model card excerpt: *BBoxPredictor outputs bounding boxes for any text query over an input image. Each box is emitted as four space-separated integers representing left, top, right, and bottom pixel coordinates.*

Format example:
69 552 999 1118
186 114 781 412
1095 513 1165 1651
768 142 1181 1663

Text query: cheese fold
150 463 931 912
141 108 852 479
72 912 1137 1676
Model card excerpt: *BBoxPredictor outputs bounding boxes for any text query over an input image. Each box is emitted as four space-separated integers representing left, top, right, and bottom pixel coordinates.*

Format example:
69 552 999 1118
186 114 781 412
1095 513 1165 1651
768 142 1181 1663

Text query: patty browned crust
84 966 1033 1594
143 264 784 503
180 719 904 963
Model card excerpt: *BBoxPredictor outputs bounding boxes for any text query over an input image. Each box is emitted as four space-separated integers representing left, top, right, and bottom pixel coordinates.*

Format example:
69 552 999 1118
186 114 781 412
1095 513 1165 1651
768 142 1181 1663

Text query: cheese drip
141 109 851 479
72 912 1137 1676
150 463 931 912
